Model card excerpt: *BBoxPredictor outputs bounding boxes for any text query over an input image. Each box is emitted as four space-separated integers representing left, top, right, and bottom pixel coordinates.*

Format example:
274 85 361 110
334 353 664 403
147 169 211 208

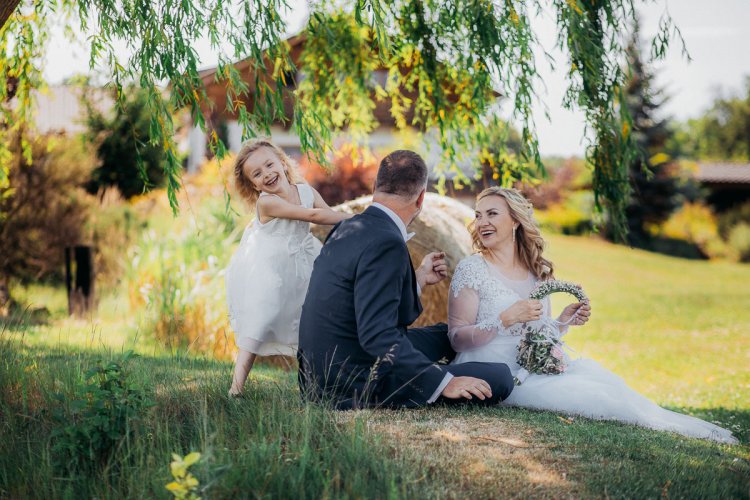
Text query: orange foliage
298 146 380 205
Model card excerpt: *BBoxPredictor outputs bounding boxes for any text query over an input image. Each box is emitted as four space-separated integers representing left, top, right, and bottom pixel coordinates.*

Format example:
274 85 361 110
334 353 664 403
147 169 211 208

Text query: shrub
51 351 154 474
85 88 166 198
86 188 147 287
535 191 595 235
298 145 379 205
718 202 750 239
656 202 731 259
0 133 96 288
521 158 591 210
127 197 236 359
728 223 750 262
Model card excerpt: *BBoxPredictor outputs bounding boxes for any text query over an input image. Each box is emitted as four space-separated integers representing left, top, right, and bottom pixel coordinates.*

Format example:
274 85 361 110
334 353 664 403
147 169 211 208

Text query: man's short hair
374 150 428 198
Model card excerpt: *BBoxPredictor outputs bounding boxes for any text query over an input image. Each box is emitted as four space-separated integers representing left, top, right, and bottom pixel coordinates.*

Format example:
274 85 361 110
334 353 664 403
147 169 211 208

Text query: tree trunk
66 245 95 317
0 0 21 30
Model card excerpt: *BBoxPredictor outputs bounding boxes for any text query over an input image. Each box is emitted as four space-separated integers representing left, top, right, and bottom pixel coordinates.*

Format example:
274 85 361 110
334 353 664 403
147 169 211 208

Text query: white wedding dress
448 254 738 444
225 184 322 356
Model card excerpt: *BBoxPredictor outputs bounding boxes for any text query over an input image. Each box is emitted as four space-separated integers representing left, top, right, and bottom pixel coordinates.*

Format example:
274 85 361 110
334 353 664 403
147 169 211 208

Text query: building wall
31 85 112 135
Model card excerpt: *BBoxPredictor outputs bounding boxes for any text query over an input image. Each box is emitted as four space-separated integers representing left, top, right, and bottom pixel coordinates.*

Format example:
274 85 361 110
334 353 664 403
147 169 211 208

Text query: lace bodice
448 254 552 352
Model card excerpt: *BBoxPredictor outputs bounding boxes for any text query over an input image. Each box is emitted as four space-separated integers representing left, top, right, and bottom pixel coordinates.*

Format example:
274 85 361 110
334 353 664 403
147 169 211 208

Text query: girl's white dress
448 253 738 444
225 183 322 356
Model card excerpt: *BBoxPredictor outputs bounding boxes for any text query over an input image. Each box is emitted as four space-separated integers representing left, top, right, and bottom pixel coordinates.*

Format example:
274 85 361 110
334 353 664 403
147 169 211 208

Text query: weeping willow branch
1 0 686 238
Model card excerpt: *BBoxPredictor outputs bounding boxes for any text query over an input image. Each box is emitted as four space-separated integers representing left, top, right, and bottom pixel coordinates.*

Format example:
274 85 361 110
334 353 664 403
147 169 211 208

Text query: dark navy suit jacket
298 206 447 409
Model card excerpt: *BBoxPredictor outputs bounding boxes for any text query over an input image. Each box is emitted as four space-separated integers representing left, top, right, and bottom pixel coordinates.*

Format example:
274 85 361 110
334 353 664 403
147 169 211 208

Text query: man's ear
416 188 426 209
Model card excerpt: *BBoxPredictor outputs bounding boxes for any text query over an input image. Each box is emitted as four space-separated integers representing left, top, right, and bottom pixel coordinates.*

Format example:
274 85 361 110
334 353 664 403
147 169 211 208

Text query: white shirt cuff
416 283 422 297
427 372 454 403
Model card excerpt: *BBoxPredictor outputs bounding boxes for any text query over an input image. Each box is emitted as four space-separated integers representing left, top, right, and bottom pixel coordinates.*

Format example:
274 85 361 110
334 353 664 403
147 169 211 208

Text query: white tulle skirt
455 337 738 444
225 226 322 356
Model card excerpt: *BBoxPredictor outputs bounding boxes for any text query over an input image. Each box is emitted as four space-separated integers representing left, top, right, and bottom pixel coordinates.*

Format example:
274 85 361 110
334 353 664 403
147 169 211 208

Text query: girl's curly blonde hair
233 138 304 206
469 186 554 280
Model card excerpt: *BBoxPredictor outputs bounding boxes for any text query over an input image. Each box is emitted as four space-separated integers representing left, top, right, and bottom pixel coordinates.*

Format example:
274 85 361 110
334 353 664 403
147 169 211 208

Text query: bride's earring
512 225 517 244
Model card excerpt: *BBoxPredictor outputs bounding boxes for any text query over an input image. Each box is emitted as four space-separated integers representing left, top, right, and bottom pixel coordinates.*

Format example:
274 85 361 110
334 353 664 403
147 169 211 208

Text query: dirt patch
344 409 584 499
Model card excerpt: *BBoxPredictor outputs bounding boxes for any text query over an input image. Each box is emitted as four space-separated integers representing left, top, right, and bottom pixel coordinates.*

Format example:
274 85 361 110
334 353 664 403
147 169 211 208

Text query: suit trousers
372 323 515 408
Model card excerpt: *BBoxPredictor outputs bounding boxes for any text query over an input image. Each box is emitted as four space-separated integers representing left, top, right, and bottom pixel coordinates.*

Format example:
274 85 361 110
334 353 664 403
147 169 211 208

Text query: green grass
0 341 439 499
1 234 749 498
546 235 750 421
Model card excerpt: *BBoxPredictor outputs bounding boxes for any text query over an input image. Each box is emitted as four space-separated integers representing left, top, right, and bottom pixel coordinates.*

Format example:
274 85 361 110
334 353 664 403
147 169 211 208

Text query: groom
298 150 514 409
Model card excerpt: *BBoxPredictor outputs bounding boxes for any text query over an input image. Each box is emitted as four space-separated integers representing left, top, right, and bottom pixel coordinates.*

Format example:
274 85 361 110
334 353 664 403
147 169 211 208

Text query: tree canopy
671 77 750 162
84 87 166 198
1 0 686 238
618 18 683 246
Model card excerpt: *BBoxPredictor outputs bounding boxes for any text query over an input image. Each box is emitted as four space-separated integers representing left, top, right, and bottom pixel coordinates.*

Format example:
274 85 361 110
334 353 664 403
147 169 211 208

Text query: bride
448 186 737 444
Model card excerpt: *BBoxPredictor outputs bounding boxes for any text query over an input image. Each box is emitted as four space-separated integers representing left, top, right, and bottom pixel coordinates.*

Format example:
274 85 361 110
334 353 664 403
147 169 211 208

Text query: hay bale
312 193 476 326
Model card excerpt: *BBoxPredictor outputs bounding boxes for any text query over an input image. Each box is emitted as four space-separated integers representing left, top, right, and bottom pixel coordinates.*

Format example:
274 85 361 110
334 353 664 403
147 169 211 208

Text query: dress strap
297 183 315 208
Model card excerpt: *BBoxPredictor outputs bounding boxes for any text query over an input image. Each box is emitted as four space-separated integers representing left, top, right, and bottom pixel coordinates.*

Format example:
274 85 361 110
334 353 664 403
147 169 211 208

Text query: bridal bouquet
514 322 567 385
514 280 588 385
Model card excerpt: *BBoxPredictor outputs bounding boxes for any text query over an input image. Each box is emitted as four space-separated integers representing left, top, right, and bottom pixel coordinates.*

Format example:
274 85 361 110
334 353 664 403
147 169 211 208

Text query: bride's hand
559 301 591 326
499 300 543 327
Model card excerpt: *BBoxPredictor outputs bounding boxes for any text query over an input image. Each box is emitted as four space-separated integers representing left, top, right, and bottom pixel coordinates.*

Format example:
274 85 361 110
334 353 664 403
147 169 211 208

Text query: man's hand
441 376 492 400
416 251 448 290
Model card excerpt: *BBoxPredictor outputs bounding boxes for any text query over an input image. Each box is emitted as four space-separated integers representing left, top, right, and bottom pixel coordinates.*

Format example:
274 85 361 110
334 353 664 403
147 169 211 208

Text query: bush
0 133 96 286
51 351 153 474
521 158 592 210
728 223 750 262
655 203 731 259
298 145 378 205
85 88 166 199
535 191 595 235
86 188 147 287
718 202 750 239
127 197 236 359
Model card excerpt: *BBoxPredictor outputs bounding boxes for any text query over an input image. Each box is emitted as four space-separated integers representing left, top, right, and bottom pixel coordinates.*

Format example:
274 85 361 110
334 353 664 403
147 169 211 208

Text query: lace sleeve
447 256 513 352
448 286 502 352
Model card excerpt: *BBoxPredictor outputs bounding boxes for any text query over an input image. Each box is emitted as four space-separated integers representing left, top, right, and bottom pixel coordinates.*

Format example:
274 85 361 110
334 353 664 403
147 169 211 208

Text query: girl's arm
311 187 333 210
257 194 352 225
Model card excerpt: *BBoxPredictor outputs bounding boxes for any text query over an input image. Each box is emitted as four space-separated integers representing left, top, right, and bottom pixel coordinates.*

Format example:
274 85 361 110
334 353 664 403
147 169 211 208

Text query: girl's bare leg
229 349 257 396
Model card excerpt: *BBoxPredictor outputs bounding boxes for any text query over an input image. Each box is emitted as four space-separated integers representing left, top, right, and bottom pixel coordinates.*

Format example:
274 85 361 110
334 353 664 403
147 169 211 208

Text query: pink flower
551 346 564 360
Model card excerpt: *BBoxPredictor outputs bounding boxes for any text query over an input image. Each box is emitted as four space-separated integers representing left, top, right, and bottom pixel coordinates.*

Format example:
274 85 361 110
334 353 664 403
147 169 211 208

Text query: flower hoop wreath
529 279 588 303
513 280 589 386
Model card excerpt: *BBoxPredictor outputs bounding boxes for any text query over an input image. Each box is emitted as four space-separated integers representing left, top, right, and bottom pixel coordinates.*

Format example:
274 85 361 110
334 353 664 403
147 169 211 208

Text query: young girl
226 138 351 396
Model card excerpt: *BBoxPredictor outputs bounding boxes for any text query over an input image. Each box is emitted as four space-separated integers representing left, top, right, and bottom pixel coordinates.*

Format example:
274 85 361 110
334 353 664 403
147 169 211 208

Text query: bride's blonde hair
470 187 554 280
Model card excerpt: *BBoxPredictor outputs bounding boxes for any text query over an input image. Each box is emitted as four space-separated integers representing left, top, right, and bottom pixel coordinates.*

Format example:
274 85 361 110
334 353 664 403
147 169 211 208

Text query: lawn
1 234 748 498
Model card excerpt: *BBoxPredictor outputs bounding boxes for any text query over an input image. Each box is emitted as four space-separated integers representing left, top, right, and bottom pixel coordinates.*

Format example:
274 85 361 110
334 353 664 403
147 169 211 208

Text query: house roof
696 163 750 184
196 34 307 86
193 31 501 125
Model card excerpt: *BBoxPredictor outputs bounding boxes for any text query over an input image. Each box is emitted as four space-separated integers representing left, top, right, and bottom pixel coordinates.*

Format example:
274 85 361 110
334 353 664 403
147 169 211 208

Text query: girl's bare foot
228 350 256 399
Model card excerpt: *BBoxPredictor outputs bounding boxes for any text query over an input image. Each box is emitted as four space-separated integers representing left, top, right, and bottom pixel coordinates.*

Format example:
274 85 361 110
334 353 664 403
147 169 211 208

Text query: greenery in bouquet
516 322 568 384
514 279 587 384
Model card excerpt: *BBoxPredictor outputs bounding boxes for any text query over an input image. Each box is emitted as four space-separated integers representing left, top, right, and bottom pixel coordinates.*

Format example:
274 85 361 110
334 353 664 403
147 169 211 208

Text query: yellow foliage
166 452 202 500
566 0 584 15
649 152 671 165
509 7 519 25
659 203 718 246
621 121 630 139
